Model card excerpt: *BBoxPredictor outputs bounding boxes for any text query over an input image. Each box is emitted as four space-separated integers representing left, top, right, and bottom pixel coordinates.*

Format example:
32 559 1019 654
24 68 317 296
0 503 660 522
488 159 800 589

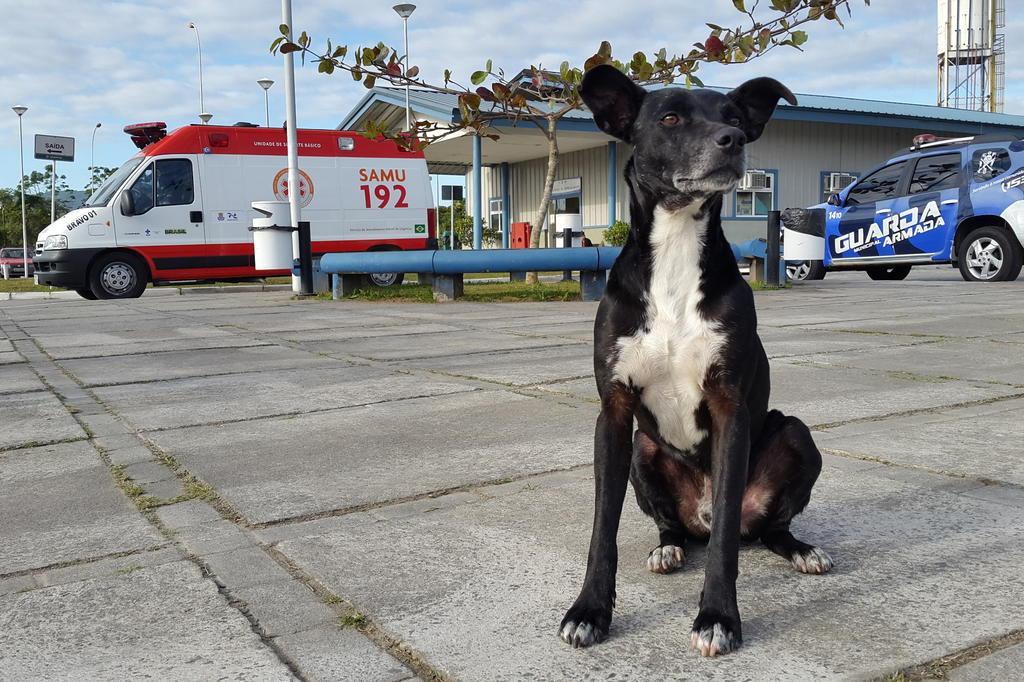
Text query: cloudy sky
2 0 1022 191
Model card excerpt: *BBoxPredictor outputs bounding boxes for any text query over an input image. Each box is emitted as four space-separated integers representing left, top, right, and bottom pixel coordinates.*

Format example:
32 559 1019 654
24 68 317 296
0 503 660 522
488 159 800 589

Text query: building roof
339 85 1024 174
340 85 1024 135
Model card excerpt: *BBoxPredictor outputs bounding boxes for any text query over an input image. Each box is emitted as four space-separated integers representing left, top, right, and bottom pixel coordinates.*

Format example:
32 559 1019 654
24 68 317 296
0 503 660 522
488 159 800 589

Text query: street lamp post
90 122 101 188
186 22 211 123
12 105 28 277
257 78 274 127
392 4 416 131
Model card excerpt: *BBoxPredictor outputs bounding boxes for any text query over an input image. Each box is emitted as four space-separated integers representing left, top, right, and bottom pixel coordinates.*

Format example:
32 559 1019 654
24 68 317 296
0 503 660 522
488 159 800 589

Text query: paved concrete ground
2 266 1023 680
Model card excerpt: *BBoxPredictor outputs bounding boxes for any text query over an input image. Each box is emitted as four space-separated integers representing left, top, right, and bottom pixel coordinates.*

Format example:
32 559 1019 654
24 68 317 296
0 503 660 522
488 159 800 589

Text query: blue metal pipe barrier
309 240 770 302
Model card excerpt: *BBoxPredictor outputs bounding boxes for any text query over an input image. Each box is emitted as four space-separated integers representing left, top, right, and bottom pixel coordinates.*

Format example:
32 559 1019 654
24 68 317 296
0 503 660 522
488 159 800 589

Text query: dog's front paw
559 601 611 648
646 545 685 574
690 609 742 657
791 546 833 575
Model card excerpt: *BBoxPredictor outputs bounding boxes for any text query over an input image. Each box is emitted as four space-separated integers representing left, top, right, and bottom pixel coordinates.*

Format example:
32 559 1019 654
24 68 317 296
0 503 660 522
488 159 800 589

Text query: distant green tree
86 166 117 194
438 199 499 249
0 165 73 247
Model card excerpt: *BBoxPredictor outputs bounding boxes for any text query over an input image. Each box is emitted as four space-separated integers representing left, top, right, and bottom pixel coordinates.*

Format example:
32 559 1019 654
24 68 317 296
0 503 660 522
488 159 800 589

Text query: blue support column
607 141 617 227
501 162 511 249
472 134 483 250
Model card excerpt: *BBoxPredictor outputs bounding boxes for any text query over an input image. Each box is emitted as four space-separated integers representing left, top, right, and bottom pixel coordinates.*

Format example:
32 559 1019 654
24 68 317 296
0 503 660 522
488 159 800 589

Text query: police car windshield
85 157 144 207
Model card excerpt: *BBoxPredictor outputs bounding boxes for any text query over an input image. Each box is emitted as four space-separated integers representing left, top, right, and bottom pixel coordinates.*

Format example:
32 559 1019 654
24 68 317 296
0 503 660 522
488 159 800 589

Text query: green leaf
318 59 335 74
269 37 285 53
351 67 363 81
790 29 808 46
486 59 493 73
279 43 299 54
732 0 745 11
333 45 347 58
279 23 290 36
363 74 376 89
470 70 487 85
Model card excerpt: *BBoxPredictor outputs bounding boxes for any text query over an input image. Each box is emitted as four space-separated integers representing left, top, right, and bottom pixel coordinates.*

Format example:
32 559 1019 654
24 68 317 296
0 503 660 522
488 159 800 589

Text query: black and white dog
559 65 832 657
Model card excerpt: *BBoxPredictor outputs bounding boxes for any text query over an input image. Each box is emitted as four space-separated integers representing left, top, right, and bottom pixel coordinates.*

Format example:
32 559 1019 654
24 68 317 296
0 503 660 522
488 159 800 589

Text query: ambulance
33 122 436 299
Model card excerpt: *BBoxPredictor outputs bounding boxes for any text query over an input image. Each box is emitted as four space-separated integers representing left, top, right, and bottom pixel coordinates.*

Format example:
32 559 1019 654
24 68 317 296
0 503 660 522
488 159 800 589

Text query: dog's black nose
715 129 747 152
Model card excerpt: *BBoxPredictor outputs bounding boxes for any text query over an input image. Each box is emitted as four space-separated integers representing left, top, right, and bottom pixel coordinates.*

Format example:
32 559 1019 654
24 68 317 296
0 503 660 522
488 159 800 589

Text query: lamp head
95 122 102 128
257 78 274 91
393 4 416 18
199 112 213 124
187 21 197 29
11 105 27 117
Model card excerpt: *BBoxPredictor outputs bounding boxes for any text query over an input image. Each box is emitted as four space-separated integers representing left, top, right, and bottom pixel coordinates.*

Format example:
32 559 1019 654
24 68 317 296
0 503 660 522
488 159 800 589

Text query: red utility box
511 222 532 249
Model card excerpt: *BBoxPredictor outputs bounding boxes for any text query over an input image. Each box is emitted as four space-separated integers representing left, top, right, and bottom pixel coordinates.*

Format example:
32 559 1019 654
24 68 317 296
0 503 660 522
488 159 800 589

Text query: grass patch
0 278 54 293
748 279 792 290
330 280 582 303
338 612 368 629
115 564 144 576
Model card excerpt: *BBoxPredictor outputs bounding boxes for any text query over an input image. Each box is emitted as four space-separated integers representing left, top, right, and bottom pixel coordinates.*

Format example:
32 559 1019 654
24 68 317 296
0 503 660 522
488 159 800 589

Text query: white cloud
0 0 1020 191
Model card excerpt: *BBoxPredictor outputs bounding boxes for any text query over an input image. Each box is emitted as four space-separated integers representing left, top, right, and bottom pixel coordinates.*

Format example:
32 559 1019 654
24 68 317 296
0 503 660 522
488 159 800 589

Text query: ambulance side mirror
120 192 135 217
826 193 842 207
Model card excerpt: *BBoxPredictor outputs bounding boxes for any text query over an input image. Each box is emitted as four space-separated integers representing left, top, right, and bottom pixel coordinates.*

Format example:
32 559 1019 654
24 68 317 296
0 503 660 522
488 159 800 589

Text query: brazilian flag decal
414 224 426 234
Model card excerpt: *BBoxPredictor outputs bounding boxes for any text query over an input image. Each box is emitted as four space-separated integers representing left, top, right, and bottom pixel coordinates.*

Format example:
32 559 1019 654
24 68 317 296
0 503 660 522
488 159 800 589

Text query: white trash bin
250 200 295 271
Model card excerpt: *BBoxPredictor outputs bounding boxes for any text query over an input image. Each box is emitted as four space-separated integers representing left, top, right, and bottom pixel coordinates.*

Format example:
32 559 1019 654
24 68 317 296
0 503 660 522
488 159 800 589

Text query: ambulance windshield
85 157 145 208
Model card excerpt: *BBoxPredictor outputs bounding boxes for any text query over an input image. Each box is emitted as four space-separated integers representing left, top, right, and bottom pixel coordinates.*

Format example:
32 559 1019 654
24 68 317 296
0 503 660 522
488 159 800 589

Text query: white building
340 85 1024 247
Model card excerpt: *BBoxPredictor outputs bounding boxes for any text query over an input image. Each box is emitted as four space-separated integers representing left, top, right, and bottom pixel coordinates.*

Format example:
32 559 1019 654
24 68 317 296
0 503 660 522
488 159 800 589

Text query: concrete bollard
432 274 464 302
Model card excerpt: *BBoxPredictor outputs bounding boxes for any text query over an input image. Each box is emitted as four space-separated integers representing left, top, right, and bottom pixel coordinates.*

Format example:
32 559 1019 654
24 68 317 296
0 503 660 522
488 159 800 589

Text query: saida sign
34 134 75 162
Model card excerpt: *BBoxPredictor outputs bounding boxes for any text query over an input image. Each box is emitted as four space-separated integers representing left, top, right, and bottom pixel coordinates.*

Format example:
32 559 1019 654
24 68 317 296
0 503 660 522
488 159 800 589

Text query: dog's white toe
690 622 738 657
791 546 833 574
560 620 598 648
646 545 685 574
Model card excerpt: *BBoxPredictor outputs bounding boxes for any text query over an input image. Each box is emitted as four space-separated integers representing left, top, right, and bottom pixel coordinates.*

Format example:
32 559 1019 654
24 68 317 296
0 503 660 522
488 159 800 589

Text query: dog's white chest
612 206 725 452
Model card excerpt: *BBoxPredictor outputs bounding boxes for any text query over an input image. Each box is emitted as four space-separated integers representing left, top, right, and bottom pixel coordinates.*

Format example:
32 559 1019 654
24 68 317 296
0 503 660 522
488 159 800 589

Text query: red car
0 247 34 278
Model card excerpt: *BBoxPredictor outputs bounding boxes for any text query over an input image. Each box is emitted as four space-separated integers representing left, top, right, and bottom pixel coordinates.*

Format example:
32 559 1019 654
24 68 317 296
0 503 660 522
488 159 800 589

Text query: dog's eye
660 113 681 126
727 117 742 127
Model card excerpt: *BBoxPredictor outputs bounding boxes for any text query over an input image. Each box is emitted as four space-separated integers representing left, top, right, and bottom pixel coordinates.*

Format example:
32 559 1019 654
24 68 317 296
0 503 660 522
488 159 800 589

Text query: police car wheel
89 253 148 299
786 260 826 281
958 227 1023 282
865 265 912 281
368 272 404 288
75 288 98 300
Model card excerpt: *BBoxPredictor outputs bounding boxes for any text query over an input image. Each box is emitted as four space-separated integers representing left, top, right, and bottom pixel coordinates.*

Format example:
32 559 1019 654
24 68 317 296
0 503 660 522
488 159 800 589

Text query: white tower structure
938 0 1005 112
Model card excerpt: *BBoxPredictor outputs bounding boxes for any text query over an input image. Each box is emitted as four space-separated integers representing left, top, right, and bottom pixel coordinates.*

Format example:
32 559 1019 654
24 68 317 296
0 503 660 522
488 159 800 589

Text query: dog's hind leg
748 410 833 575
630 431 701 574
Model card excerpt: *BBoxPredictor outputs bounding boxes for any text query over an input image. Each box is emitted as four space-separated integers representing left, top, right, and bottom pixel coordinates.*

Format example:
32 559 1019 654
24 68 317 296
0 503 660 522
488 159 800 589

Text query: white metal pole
450 192 455 249
265 89 271 127
50 161 56 225
17 112 28 277
282 0 301 293
192 24 206 119
403 16 411 131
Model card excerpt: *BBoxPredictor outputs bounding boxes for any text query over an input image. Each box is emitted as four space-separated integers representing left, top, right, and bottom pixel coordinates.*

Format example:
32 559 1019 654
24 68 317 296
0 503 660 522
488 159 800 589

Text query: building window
822 172 858 200
735 169 775 217
489 198 503 234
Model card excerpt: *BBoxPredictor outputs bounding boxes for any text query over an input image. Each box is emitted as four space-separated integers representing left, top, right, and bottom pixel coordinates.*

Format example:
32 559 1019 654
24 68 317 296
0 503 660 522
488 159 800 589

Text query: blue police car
789 133 1024 282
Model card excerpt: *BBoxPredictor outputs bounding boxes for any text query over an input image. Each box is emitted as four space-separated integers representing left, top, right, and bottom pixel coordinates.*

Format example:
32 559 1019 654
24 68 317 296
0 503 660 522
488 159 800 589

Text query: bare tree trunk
526 116 558 285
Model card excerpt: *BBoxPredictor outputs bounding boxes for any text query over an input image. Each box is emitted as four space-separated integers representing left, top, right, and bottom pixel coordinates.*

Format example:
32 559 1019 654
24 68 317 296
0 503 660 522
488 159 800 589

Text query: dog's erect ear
727 77 797 143
580 64 646 142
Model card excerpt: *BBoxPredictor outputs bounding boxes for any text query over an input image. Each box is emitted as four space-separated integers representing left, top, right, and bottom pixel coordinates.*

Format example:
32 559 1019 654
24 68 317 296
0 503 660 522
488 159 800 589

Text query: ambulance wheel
786 260 826 281
866 265 912 281
75 288 98 300
89 252 148 299
368 272 404 287
957 227 1023 282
